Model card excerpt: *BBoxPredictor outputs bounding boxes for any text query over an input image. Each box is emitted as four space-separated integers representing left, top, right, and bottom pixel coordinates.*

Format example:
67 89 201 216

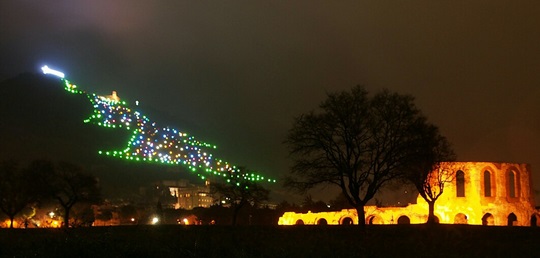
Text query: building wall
152 179 214 210
177 186 213 209
278 162 540 226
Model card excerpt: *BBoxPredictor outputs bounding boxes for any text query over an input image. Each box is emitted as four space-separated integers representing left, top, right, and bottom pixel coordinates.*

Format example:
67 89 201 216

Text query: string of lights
41 66 275 184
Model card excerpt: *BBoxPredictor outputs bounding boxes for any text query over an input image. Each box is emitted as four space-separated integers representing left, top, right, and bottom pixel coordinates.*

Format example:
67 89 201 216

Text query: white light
152 217 159 224
41 65 65 78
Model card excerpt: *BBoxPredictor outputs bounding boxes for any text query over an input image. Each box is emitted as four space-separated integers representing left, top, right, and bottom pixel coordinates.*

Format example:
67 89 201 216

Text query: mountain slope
0 73 198 198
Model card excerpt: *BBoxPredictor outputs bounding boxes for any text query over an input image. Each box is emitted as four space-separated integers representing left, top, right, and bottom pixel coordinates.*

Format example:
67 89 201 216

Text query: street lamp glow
151 217 159 224
41 65 65 78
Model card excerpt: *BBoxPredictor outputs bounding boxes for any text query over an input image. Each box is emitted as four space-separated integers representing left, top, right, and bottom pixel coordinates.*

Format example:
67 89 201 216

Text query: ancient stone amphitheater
279 162 540 226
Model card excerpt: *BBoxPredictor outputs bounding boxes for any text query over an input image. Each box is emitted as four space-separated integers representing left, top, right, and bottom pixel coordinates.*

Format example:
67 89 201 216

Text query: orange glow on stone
279 162 540 226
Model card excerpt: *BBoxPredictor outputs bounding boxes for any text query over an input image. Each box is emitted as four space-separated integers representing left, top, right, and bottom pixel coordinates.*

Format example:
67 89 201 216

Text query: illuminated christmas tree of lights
41 66 275 184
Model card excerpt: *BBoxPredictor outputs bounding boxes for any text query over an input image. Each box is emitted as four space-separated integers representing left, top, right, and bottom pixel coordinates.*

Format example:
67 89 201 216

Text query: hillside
0 73 199 198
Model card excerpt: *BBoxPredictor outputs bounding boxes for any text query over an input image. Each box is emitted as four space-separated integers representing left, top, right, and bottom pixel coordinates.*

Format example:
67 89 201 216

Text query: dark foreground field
1 225 538 258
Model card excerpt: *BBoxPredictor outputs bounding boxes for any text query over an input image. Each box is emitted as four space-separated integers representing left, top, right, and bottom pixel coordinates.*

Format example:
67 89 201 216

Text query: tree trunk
356 205 366 228
9 215 15 228
426 201 437 225
232 208 238 226
232 200 247 226
63 207 70 228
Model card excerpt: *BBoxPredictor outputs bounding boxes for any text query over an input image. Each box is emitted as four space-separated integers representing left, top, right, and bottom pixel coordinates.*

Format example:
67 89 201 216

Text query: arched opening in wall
454 213 468 224
531 214 539 227
341 217 353 225
295 219 304 225
481 213 494 226
317 218 328 225
507 213 517 226
367 215 383 225
397 216 410 224
483 170 492 197
508 171 516 198
423 214 440 224
456 170 465 197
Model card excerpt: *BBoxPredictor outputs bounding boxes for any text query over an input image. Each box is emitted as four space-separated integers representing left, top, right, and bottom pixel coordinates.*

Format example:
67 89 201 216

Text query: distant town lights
41 65 65 78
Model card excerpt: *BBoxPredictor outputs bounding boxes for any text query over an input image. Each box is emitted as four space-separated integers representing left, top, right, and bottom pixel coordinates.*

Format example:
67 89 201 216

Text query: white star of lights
41 65 65 78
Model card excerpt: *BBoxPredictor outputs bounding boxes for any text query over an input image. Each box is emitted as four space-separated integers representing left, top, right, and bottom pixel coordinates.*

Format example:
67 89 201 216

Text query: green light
54 70 277 184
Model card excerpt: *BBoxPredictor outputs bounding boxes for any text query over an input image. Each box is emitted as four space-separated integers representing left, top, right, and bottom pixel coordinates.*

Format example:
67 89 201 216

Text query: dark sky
1 1 539 204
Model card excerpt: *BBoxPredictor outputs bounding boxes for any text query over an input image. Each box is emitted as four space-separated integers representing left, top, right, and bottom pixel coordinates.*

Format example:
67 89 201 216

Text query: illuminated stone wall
279 162 540 226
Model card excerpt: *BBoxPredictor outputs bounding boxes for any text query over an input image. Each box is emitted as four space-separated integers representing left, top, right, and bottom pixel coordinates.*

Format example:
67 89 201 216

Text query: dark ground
0 224 538 258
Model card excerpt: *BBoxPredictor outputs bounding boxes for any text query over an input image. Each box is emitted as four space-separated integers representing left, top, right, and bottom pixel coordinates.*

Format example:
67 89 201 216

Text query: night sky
1 1 539 204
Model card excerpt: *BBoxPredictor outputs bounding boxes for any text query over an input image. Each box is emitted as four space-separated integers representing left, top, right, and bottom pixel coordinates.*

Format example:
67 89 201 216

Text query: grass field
1 224 538 257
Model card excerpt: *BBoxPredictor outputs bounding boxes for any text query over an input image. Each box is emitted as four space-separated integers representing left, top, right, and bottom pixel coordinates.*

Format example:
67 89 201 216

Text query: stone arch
456 170 465 197
422 214 440 224
295 219 304 225
506 169 518 198
397 215 410 224
483 170 493 197
481 213 494 226
341 217 353 225
317 218 328 225
366 215 384 225
480 165 497 197
507 213 517 226
454 213 468 224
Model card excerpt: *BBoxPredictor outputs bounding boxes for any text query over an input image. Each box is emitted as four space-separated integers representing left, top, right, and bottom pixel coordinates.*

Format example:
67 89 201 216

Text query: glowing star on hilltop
41 65 65 78
40 65 275 184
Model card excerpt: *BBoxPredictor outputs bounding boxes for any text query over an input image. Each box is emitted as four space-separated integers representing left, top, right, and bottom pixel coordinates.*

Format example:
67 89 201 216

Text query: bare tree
0 161 40 228
285 86 446 227
404 125 456 224
212 168 270 225
71 203 97 227
45 162 101 228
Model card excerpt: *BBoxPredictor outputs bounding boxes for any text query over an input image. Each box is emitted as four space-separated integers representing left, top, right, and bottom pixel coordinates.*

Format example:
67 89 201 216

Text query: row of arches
455 169 521 198
379 212 529 226
295 217 354 225
294 213 539 226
